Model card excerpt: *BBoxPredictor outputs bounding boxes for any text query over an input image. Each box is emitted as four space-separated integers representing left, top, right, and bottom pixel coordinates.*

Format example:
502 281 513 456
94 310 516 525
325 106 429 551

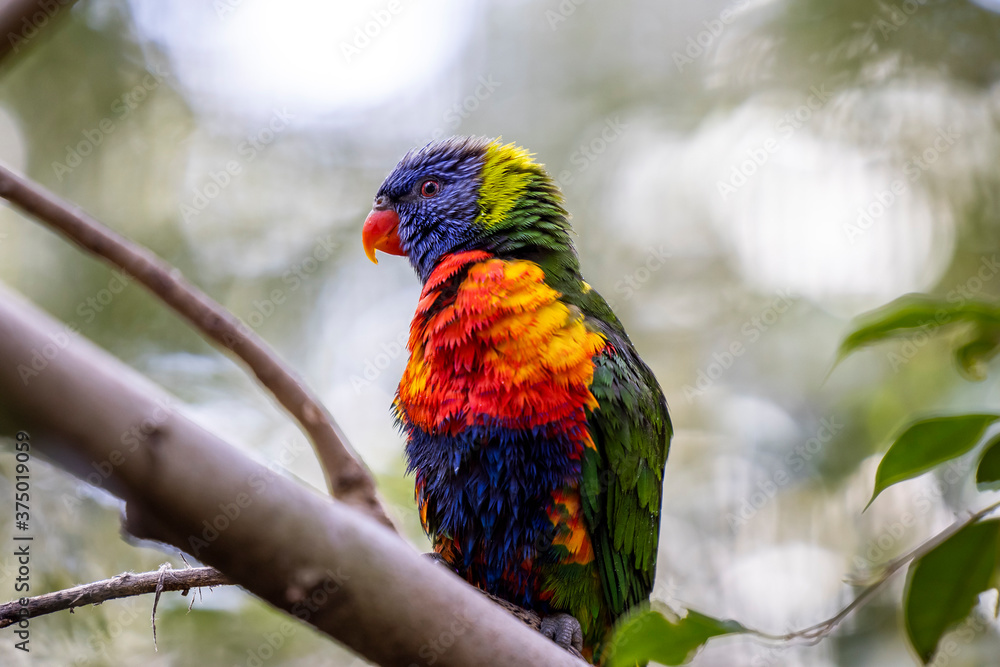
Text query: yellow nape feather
476 140 540 228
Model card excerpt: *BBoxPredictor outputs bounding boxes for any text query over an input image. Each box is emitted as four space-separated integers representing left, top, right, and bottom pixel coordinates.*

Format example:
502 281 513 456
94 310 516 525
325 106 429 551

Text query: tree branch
0 562 580 657
750 498 1000 645
0 162 392 528
0 566 227 629
0 285 585 666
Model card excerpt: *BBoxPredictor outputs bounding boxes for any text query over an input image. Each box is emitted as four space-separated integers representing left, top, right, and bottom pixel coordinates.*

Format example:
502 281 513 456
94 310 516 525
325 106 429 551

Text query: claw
540 612 584 653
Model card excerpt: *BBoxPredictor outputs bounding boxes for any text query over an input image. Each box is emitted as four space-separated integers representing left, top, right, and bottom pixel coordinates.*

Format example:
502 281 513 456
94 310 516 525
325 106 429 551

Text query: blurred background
2 0 1000 664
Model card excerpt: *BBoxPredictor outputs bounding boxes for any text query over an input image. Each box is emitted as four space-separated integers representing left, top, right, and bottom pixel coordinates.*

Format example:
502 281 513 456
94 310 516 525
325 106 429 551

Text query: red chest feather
396 251 606 448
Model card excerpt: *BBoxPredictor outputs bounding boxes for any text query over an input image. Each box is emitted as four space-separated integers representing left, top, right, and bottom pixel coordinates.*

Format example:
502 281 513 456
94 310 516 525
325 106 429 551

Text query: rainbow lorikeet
362 136 671 663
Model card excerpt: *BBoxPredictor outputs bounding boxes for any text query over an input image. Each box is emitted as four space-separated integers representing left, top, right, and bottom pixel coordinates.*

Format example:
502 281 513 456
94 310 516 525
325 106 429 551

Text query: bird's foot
422 551 458 574
540 612 584 653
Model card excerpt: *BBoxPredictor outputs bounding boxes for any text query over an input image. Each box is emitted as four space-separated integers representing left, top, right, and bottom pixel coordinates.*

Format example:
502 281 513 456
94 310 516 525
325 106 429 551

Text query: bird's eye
420 180 440 198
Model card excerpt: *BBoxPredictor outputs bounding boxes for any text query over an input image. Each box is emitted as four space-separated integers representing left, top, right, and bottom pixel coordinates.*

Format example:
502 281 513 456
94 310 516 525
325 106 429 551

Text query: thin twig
752 498 1000 644
0 566 228 629
0 562 585 660
151 563 170 651
0 163 393 529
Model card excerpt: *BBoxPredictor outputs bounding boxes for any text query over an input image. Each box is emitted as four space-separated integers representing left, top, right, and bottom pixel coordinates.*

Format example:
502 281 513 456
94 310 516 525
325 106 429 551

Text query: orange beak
362 208 405 264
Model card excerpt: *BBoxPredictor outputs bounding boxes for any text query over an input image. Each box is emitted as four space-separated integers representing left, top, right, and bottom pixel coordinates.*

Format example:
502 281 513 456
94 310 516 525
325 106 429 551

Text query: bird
362 136 671 663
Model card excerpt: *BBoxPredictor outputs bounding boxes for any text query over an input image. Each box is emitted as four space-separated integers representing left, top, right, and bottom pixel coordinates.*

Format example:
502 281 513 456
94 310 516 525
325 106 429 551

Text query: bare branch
0 162 392 529
0 287 585 666
750 498 1000 646
0 566 227 630
0 561 587 660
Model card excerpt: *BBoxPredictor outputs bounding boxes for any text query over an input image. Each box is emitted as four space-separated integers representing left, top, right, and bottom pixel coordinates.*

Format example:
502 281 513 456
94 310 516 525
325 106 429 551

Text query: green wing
581 322 672 618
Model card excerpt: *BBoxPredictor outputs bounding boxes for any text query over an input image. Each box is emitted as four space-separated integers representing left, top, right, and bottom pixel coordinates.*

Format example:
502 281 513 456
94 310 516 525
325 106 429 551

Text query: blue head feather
373 136 491 281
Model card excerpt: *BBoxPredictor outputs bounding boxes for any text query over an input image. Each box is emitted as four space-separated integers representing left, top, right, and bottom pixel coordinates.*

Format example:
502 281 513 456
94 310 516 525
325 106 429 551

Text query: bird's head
362 136 574 282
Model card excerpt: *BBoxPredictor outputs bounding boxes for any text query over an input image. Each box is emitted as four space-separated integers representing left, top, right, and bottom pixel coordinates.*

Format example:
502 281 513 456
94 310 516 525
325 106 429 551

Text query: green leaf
904 519 1000 664
975 432 1000 490
837 294 1000 364
867 415 999 510
955 329 1000 382
603 608 744 667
